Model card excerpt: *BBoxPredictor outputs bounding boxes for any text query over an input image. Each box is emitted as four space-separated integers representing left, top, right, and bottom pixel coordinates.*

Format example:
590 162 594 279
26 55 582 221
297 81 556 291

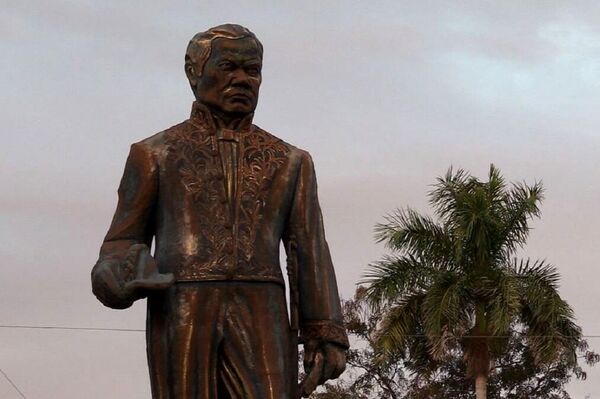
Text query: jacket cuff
299 321 349 349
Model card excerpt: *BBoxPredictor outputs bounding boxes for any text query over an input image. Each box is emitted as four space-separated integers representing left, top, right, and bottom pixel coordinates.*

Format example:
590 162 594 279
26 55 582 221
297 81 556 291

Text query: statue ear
185 55 197 91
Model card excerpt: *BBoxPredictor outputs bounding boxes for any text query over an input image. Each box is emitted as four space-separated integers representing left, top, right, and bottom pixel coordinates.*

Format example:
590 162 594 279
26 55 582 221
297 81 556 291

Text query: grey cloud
3 1 600 397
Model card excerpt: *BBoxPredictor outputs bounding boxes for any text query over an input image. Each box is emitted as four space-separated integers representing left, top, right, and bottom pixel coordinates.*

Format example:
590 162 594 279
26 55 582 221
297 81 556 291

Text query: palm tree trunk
475 374 487 399
469 306 489 399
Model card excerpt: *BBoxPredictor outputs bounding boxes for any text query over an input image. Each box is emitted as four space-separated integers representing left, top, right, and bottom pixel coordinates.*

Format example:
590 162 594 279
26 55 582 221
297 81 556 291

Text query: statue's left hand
300 340 346 398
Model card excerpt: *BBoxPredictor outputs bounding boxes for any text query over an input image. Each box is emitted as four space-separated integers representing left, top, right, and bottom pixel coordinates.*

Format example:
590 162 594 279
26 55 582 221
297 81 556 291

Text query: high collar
189 101 254 133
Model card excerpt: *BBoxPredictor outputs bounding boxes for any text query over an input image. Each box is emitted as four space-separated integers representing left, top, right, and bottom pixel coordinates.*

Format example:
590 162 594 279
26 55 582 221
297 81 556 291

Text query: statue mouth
227 91 253 104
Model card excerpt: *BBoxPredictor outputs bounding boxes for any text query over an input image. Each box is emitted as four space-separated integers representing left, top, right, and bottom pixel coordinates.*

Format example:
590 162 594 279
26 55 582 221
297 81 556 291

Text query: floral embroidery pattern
165 122 233 278
164 119 290 280
238 128 290 265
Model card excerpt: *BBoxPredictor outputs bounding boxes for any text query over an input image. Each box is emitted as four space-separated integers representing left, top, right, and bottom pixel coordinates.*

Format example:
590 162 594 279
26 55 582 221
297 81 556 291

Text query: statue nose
231 68 252 84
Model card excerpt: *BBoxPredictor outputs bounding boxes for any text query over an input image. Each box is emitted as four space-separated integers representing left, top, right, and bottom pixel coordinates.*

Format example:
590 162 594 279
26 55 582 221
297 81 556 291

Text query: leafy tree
404 333 598 399
362 166 584 399
311 287 408 399
311 289 598 399
312 288 409 399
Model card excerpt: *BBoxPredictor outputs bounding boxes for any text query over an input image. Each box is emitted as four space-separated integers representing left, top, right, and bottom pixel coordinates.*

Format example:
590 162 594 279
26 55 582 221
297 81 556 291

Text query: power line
380 334 600 338
1 324 600 338
0 325 596 398
0 325 144 333
0 366 26 399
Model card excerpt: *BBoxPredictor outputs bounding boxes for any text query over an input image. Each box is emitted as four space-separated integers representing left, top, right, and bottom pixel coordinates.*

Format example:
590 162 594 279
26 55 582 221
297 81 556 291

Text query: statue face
195 37 262 117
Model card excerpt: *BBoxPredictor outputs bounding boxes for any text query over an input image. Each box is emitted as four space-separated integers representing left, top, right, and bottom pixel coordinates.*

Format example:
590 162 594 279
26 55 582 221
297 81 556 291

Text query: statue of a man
91 24 348 398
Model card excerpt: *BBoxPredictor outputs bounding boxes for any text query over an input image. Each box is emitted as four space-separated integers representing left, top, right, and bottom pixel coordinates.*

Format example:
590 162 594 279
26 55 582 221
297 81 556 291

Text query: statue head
185 24 264 118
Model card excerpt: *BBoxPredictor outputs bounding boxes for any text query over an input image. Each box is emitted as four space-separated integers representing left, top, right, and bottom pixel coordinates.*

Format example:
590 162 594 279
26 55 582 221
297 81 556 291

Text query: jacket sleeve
91 142 158 308
283 151 349 349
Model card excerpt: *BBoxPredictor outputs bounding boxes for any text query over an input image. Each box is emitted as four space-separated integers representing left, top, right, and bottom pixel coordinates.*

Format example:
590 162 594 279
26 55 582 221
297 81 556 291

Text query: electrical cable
1 324 600 338
0 325 144 332
0 366 26 399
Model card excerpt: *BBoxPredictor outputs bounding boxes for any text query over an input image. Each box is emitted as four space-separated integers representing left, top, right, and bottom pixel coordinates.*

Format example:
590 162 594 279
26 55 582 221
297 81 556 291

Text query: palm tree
363 166 581 399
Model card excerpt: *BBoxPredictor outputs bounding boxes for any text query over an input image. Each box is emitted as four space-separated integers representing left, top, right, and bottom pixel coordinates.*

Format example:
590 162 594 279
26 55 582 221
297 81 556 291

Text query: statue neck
189 101 254 131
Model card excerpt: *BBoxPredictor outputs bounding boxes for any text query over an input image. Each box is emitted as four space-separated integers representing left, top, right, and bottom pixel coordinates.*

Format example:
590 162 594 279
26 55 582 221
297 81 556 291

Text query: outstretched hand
92 244 174 309
122 244 174 297
300 341 346 398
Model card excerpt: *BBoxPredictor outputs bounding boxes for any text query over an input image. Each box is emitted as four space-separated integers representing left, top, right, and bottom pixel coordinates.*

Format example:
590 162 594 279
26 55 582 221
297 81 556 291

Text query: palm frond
525 316 581 365
422 272 469 359
514 258 580 364
483 271 521 335
362 255 435 307
496 180 544 259
430 167 510 269
375 293 426 362
404 334 440 375
512 258 560 297
374 208 455 266
486 164 507 208
429 167 470 222
459 182 502 266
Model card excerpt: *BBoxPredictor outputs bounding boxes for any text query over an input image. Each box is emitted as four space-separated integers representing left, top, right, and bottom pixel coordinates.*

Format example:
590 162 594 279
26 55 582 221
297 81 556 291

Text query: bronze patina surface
91 24 348 398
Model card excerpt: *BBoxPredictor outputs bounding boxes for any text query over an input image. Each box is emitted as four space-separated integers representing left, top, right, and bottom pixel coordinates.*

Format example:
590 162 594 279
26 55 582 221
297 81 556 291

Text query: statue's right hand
92 257 135 309
92 244 174 309
122 244 175 298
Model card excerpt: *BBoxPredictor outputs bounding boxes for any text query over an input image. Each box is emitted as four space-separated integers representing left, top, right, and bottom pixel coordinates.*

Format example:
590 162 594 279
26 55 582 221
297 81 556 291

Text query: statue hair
186 24 263 77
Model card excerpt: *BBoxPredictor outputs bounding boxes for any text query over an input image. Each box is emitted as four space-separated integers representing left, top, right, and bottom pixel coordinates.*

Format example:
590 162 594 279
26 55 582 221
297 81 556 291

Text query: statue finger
95 270 119 296
319 349 342 384
92 265 134 308
300 351 323 397
325 345 346 379
303 341 318 371
127 244 148 262
125 273 174 292
135 247 158 278
144 273 175 290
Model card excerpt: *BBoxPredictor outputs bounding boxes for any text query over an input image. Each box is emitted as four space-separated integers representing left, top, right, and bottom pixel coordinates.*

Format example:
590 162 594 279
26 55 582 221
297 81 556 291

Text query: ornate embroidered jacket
95 102 348 348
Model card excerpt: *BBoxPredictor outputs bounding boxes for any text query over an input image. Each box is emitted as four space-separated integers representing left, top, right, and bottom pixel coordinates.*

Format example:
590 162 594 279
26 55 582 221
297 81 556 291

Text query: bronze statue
91 24 348 399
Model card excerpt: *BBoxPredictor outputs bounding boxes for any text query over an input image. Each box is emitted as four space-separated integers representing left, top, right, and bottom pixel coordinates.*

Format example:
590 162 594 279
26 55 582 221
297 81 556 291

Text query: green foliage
361 165 584 394
310 288 409 399
311 291 598 399
404 333 599 399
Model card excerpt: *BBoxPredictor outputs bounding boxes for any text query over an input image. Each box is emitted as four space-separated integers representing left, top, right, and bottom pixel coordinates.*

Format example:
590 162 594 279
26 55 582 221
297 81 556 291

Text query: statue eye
246 66 261 76
218 61 234 71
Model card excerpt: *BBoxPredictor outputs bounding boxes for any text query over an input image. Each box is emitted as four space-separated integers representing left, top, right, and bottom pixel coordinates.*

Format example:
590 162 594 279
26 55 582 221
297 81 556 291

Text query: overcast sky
2 1 600 397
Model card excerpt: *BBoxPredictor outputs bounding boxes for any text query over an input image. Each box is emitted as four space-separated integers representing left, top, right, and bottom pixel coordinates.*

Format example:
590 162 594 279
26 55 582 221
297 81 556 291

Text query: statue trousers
146 281 296 399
